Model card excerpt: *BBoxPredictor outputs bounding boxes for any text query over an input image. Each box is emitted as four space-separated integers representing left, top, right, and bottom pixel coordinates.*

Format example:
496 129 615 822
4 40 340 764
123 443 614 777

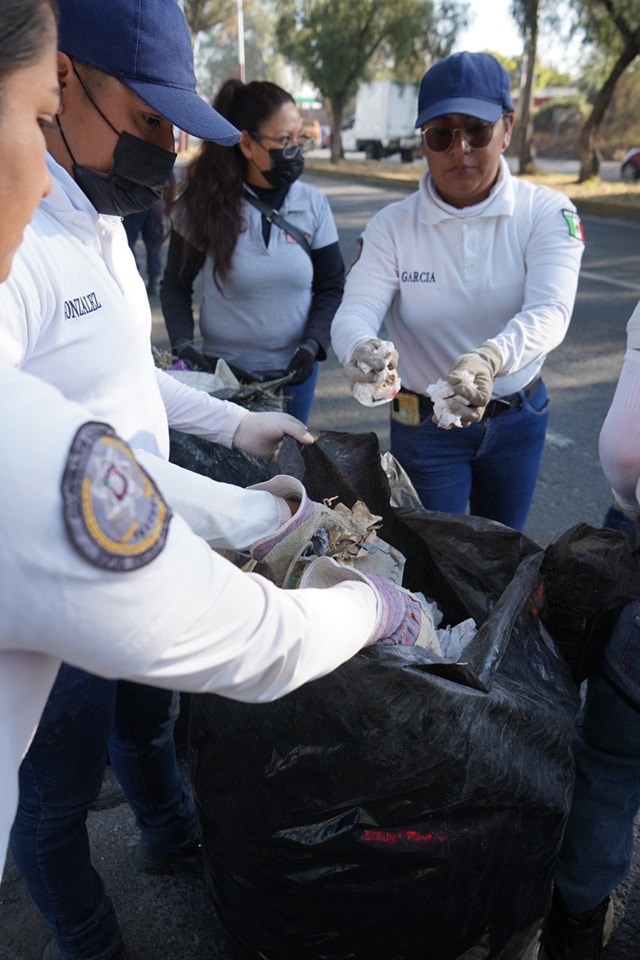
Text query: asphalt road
2 174 640 960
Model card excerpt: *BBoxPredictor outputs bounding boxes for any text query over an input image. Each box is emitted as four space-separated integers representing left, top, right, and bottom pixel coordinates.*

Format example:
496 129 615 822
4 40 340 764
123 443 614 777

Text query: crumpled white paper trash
426 374 473 429
352 340 401 407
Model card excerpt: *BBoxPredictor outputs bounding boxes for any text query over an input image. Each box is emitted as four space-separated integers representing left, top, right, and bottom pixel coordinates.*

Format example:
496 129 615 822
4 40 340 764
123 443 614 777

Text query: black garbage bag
167 380 282 487
168 428 271 487
539 520 640 683
190 431 579 960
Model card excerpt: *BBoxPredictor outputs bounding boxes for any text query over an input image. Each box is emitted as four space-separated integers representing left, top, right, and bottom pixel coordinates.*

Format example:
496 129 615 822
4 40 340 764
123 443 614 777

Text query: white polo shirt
332 157 585 397
0 154 286 548
0 366 378 879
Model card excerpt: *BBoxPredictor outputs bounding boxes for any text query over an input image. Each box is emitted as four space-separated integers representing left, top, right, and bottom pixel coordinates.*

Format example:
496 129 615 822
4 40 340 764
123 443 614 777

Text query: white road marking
580 270 640 293
545 430 575 448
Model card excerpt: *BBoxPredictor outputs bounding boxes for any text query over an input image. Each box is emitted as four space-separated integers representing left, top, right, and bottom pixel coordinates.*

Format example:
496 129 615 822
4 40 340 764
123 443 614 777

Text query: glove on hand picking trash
344 338 400 406
249 477 405 589
446 341 503 424
299 557 442 654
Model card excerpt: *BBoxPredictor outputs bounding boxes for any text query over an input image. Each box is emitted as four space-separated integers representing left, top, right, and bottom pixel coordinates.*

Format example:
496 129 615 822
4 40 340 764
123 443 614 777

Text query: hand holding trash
446 341 503 424
232 411 314 461
249 477 358 586
298 556 442 654
344 338 400 407
249 477 406 590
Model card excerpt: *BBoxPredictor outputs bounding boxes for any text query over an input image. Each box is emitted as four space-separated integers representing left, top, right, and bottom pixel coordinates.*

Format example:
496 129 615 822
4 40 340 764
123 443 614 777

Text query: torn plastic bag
190 431 579 960
275 431 543 651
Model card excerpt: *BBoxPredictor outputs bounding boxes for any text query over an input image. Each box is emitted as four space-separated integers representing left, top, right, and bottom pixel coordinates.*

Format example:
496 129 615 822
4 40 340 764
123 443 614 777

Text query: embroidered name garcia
64 292 103 319
400 271 436 283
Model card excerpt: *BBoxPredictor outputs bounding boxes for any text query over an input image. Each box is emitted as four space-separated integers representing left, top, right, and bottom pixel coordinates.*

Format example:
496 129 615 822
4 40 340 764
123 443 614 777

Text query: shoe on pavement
42 937 127 959
132 839 203 876
89 766 126 812
539 887 614 960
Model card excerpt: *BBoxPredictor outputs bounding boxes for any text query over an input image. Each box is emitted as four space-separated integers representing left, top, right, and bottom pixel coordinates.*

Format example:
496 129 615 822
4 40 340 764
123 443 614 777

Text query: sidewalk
303 153 640 221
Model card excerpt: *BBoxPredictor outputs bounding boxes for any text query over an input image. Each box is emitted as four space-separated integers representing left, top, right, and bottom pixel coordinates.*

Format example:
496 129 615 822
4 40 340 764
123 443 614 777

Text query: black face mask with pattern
261 148 304 190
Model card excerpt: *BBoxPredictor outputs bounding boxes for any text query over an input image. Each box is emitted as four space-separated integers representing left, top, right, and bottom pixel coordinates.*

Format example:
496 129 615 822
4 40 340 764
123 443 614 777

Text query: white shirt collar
420 155 515 223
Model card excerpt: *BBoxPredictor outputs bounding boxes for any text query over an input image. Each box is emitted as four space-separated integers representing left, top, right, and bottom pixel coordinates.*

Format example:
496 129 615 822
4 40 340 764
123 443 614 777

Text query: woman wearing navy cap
332 51 585 532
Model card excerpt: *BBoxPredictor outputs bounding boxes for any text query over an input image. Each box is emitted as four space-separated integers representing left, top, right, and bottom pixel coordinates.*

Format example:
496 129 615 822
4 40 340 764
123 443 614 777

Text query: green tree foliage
194 0 285 99
568 0 640 180
275 0 469 161
183 0 236 40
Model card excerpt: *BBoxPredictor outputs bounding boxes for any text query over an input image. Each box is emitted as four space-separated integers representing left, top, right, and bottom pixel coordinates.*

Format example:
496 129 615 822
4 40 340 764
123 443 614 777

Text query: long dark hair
0 0 57 86
175 79 295 289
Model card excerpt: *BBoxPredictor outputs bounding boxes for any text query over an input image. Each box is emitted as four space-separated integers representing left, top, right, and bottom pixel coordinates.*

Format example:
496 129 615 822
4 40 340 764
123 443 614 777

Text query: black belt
402 375 543 421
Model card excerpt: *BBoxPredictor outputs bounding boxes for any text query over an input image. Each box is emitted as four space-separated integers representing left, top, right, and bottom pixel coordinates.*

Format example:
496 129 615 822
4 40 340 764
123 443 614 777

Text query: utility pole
237 0 246 82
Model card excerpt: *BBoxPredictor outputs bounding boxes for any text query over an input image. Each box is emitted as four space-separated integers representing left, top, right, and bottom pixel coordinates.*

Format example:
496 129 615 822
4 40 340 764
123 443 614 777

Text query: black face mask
262 148 304 190
57 65 177 216
70 131 176 217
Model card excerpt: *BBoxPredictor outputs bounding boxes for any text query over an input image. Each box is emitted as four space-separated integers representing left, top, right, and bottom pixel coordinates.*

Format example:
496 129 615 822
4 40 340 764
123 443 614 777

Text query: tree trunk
518 28 538 174
578 43 639 182
328 95 345 164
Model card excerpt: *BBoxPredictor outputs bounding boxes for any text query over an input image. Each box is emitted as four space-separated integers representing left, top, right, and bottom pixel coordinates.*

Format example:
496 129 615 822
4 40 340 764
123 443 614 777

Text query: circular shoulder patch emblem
61 422 172 572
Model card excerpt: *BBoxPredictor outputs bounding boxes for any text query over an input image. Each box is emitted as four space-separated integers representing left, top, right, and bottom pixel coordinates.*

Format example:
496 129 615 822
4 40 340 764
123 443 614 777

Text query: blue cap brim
127 78 241 144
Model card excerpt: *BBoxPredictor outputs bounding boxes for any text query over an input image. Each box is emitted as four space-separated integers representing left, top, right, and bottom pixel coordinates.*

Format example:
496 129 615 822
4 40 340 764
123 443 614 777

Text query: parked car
621 147 640 181
301 119 322 149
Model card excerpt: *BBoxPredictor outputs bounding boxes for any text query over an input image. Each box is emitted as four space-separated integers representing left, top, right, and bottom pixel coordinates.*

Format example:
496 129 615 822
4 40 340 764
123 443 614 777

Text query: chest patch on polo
61 422 172 571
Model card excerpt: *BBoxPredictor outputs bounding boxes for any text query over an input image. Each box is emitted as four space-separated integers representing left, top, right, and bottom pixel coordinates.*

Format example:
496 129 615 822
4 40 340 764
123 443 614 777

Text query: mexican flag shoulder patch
562 209 585 242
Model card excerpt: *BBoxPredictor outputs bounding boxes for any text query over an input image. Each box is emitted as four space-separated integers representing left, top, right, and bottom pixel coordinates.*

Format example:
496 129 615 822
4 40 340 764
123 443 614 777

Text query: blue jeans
553 602 640 914
603 502 635 535
389 380 549 531
282 361 319 424
10 665 199 959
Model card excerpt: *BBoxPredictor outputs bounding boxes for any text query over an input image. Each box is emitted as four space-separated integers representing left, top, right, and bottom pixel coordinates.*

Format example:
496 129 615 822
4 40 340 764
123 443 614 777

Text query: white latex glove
446 342 503 425
232 411 314 461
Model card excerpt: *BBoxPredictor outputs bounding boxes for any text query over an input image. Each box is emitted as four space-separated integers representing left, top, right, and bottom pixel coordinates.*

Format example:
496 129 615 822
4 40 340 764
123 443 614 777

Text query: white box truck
341 80 421 162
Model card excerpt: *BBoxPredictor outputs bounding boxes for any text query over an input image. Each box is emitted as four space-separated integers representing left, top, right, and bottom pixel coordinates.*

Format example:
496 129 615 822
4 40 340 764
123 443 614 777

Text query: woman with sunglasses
161 79 345 424
332 52 585 532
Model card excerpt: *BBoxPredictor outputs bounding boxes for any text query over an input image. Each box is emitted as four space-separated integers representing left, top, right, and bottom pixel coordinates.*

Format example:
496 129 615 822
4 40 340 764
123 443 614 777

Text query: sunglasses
421 116 508 153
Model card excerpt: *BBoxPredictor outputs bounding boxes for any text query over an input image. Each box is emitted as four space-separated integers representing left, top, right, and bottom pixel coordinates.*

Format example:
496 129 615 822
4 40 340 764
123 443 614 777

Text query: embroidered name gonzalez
63 291 103 320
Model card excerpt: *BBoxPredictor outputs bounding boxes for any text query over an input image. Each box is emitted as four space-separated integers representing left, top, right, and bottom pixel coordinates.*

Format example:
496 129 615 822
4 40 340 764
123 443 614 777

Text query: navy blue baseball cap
416 52 514 128
57 0 240 145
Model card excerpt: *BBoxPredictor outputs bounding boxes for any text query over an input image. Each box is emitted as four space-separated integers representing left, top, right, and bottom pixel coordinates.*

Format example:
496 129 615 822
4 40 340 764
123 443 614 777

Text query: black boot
539 887 614 960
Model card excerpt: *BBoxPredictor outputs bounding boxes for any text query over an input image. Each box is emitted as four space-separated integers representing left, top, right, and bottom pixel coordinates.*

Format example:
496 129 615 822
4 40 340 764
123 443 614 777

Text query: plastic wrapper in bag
190 431 579 960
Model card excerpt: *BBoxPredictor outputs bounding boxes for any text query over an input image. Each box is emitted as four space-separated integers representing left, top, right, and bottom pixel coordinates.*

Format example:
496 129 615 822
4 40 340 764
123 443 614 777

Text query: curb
305 159 640 221
570 196 640 222
305 160 421 193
